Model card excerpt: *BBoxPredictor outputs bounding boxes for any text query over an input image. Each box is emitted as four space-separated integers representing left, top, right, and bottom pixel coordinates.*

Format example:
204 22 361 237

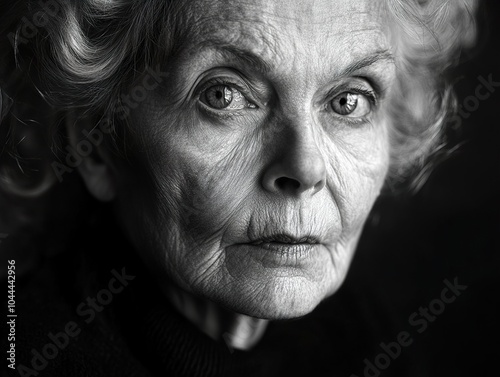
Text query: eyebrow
212 45 273 74
339 50 395 77
205 43 394 78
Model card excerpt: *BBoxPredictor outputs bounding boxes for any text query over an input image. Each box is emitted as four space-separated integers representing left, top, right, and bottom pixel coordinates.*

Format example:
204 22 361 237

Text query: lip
229 242 325 268
233 233 323 264
247 233 320 246
247 242 318 258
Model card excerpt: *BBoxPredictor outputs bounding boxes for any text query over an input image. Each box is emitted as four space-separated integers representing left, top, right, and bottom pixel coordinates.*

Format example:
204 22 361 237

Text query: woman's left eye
200 84 256 111
330 92 372 117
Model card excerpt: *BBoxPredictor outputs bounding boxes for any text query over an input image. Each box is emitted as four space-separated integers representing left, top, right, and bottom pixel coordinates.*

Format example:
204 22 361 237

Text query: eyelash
347 86 377 105
327 85 378 126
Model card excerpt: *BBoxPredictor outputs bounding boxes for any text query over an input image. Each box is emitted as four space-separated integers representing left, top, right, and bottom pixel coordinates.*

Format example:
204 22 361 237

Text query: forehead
177 0 388 74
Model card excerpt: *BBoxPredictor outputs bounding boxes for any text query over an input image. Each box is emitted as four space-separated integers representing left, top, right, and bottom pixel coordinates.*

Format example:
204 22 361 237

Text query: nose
261 130 326 196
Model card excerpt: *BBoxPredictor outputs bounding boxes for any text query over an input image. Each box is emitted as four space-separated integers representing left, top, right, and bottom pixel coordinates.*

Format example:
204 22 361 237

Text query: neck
163 284 268 351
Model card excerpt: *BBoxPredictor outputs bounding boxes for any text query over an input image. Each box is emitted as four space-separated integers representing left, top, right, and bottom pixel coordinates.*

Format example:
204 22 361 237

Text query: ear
66 112 116 202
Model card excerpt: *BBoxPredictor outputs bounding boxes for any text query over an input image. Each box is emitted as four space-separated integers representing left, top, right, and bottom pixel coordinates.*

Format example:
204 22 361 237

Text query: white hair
0 0 480 196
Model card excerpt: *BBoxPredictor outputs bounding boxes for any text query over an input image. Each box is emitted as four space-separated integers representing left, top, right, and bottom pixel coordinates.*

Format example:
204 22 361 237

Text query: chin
196 242 350 319
210 273 343 320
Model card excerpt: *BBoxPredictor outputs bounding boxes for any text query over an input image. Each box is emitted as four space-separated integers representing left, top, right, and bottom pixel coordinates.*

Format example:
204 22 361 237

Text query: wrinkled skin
107 0 396 319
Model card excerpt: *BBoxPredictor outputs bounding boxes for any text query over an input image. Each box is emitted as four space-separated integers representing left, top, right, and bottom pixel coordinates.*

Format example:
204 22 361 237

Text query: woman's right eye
200 84 256 111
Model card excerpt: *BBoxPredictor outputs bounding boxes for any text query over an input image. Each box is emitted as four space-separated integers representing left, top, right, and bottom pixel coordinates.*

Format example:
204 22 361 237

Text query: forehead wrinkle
179 0 390 77
188 14 285 64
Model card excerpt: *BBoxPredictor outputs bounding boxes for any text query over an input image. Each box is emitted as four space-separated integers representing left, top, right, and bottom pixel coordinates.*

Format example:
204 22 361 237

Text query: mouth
239 233 323 260
248 233 320 246
228 232 327 268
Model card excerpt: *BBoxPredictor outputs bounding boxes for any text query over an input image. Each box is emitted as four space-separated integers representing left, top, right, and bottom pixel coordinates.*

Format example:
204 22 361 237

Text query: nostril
314 180 325 191
275 177 300 191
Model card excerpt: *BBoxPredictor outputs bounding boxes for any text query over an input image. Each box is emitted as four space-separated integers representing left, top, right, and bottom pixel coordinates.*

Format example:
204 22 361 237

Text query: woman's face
111 0 396 318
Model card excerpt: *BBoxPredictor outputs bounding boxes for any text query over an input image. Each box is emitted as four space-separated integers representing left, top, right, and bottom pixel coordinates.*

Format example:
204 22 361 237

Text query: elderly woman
0 0 480 376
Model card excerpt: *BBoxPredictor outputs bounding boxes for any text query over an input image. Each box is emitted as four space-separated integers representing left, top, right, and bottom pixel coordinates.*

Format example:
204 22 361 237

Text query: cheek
134 111 260 247
326 121 390 233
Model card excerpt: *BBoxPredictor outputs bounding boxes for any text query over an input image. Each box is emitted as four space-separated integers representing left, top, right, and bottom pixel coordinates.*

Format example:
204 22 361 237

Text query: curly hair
0 0 479 197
